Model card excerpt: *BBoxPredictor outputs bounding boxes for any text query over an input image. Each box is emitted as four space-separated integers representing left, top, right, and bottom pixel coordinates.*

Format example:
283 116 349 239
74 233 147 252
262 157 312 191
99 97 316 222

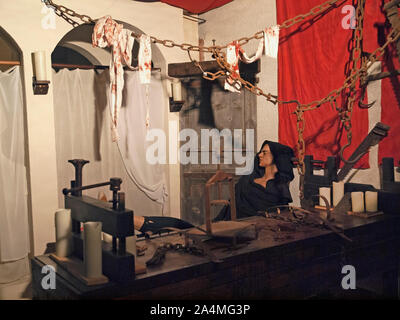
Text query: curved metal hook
358 85 376 109
359 99 376 108
339 142 368 165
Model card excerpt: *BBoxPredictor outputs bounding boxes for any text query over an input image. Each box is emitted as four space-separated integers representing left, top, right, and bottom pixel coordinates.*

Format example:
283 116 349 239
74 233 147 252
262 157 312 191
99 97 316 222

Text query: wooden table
31 211 400 300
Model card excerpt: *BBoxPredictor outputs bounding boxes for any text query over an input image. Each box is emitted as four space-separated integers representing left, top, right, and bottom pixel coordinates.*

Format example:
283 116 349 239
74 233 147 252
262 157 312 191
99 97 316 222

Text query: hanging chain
42 0 95 27
338 0 366 164
294 104 306 199
145 242 205 266
44 0 400 195
43 0 343 52
43 0 399 109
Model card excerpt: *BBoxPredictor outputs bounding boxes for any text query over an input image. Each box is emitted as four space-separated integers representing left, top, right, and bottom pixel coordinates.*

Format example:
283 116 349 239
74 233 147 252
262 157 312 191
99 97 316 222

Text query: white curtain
0 66 30 262
52 68 168 216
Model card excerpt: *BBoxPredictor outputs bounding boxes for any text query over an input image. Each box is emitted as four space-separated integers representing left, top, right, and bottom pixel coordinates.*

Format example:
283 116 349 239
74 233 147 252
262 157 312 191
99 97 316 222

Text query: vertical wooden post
199 38 204 62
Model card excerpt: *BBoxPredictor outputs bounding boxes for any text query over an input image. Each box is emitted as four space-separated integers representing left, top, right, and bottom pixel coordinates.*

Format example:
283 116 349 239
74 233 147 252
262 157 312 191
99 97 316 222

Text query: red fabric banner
161 0 233 14
277 0 373 168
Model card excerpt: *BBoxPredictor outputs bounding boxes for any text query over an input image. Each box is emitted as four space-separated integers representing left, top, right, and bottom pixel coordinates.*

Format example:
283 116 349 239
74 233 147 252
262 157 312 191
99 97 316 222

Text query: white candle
83 222 102 278
172 80 182 101
55 209 73 257
319 187 331 207
33 51 47 81
165 79 172 98
365 191 378 212
102 232 113 243
332 181 344 207
351 192 364 213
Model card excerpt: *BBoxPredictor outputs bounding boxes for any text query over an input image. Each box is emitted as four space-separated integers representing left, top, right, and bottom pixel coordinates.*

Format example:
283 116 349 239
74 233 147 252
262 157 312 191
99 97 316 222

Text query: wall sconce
32 51 50 95
169 79 184 112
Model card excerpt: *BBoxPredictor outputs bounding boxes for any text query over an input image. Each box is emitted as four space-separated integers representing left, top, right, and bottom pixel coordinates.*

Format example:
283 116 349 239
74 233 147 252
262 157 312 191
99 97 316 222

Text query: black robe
214 140 295 221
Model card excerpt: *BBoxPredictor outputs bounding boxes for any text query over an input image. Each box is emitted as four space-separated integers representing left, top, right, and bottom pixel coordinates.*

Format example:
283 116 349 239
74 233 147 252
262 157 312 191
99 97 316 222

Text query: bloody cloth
277 0 371 168
92 16 135 142
214 141 295 221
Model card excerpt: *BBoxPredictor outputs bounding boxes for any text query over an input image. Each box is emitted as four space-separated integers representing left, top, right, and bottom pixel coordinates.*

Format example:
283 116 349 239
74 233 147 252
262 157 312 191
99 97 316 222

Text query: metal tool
337 122 390 181
64 159 135 283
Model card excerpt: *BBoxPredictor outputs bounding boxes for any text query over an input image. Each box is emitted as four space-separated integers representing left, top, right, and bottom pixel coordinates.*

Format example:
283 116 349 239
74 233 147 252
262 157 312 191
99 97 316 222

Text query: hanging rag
264 25 280 58
224 26 279 92
139 34 152 128
92 15 135 142
224 41 242 93
239 37 264 64
240 25 280 64
139 34 152 84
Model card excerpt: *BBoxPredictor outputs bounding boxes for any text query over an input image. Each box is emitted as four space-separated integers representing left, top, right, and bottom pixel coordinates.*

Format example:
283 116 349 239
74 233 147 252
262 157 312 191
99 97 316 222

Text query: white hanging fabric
139 34 152 84
239 38 264 64
92 15 136 142
52 68 168 216
264 25 280 58
117 72 168 212
240 25 280 64
0 66 29 262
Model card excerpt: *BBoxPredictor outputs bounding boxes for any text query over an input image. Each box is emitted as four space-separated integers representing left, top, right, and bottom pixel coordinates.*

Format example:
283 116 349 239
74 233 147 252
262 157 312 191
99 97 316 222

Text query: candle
55 209 73 257
332 181 344 207
83 222 102 278
33 51 47 81
365 191 378 212
172 79 182 101
351 192 364 213
319 187 331 207
165 79 172 98
102 232 113 243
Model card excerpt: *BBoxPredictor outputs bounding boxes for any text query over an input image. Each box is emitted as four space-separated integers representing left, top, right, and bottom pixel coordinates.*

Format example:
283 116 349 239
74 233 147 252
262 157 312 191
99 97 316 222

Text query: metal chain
43 0 95 27
338 0 366 164
163 242 205 256
43 0 343 52
146 242 205 266
45 0 400 197
202 6 399 177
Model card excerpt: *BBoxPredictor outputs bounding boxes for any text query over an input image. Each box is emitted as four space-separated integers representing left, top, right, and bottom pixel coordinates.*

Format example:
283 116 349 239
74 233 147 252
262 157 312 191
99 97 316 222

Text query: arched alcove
51 21 170 221
0 27 22 71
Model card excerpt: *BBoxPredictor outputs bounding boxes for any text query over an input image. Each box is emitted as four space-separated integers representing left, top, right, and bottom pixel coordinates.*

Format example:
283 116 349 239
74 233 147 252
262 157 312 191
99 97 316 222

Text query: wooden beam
168 60 220 78
0 60 20 65
168 60 260 83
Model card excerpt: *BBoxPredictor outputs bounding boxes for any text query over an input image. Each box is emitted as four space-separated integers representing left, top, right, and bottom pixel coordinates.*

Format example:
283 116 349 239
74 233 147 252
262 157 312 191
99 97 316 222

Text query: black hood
252 140 295 183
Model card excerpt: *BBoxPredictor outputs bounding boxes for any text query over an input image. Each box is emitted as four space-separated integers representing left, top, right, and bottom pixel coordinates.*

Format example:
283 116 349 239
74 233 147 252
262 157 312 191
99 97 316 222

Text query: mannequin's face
258 144 274 167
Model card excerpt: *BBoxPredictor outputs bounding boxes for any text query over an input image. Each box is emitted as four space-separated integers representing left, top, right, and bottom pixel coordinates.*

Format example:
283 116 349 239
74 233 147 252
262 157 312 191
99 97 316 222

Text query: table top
33 210 400 298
